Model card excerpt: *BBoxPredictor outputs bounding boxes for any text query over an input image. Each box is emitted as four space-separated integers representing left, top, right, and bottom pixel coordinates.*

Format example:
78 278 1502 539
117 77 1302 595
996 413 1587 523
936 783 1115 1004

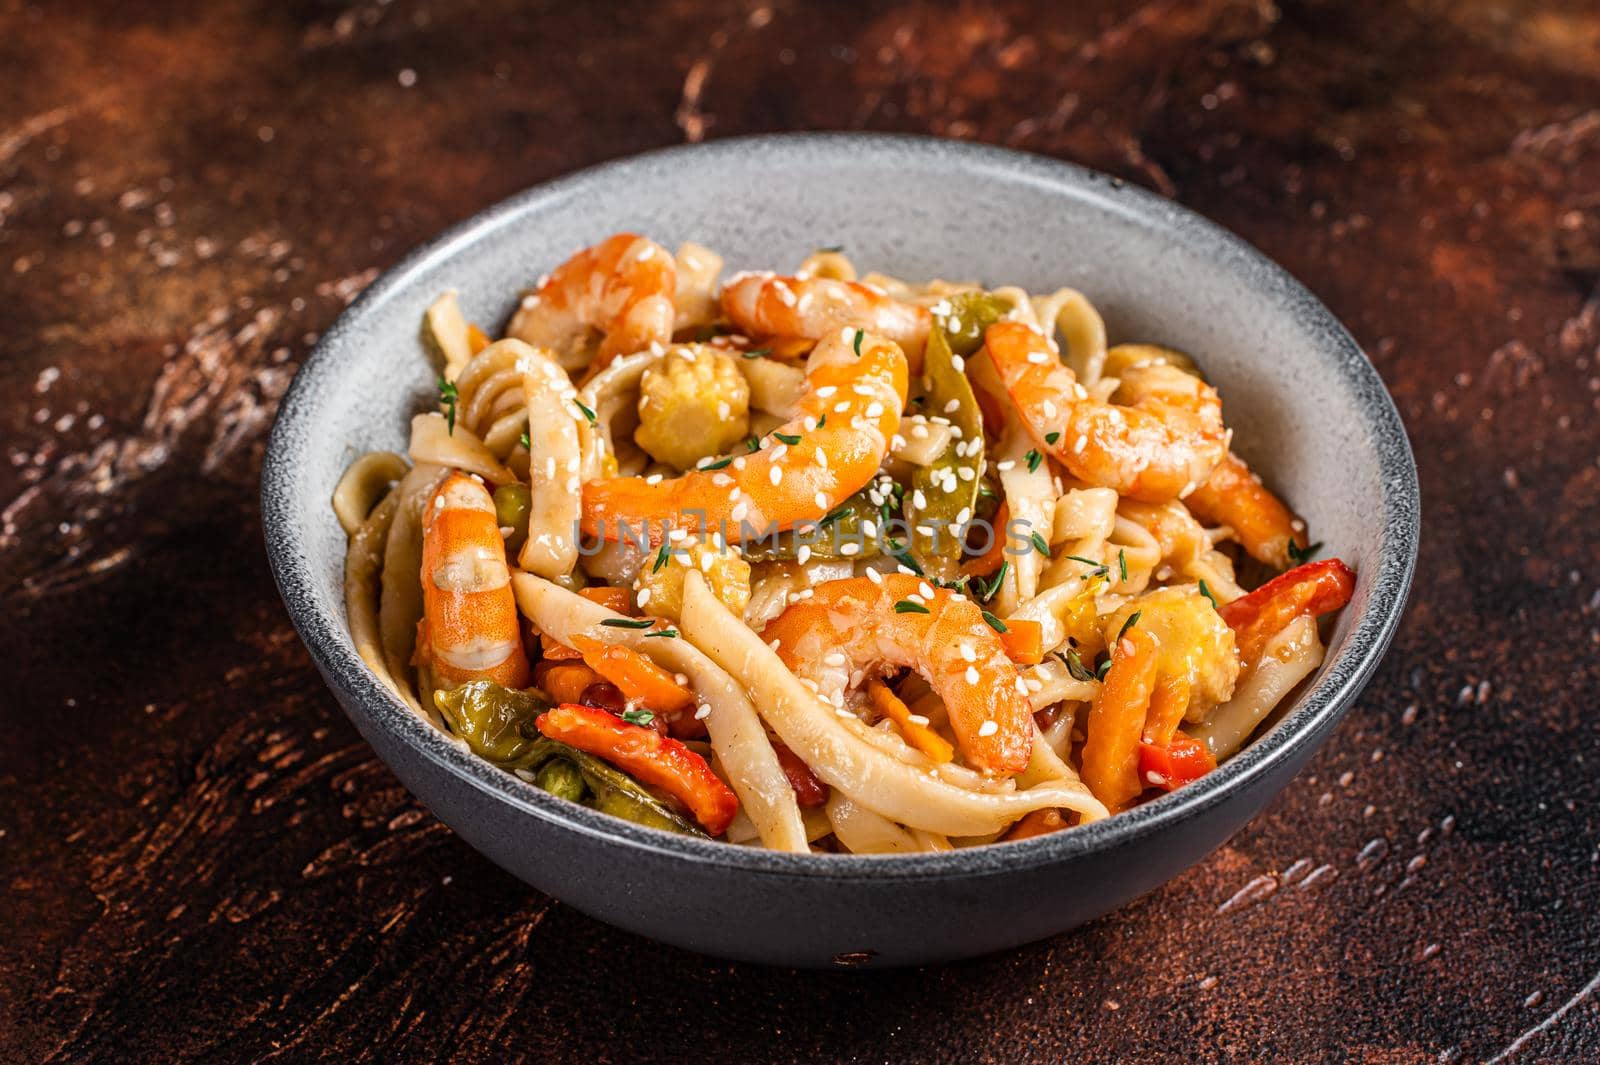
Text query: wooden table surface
5 2 1600 1061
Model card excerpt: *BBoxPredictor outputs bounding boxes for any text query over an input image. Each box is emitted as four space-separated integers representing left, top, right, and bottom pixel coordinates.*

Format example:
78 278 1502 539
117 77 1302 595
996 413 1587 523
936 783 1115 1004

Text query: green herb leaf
1118 548 1128 583
982 560 1010 601
1117 610 1142 642
652 544 671 573
981 610 1008 634
1066 553 1110 577
891 547 924 576
519 431 530 450
1025 449 1043 473
1096 658 1113 680
816 415 826 428
1198 579 1218 610
894 599 931 614
1044 431 1061 445
819 504 851 528
1287 540 1324 565
642 629 678 639
773 431 802 445
852 329 864 357
437 376 459 434
698 456 734 471
621 709 656 727
573 398 598 426
742 347 771 359
1055 648 1097 683
1030 531 1051 556
599 618 654 630
747 436 761 452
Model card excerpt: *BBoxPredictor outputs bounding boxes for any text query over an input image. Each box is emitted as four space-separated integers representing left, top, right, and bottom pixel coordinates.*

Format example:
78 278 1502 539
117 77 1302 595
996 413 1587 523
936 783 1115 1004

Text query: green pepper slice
433 681 704 836
903 293 1010 576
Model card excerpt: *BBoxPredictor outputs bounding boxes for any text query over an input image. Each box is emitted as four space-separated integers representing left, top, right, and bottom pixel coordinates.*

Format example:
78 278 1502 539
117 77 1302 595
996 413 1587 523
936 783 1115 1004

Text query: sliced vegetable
432 677 709 836
1002 808 1070 842
998 618 1044 665
537 703 739 834
577 585 635 615
569 634 696 713
1218 559 1355 671
434 681 551 764
492 483 531 554
938 291 1014 357
1137 731 1216 791
537 661 602 705
772 743 829 808
420 290 476 381
904 319 983 576
959 502 1009 579
866 679 954 763
535 757 586 802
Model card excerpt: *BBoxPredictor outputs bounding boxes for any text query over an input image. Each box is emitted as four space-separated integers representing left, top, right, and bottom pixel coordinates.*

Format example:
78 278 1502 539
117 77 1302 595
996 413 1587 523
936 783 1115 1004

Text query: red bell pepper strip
772 742 829 808
1219 559 1355 670
1138 730 1216 791
536 703 738 834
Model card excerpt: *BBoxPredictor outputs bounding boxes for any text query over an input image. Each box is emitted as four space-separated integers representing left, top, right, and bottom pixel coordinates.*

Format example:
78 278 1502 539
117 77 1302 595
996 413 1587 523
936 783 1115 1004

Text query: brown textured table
4 2 1599 1061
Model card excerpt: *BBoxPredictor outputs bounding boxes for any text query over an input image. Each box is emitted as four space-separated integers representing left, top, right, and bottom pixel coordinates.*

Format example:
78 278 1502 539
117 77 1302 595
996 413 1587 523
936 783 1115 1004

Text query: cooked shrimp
415 473 532 690
1081 586 1238 809
507 233 676 369
721 273 930 365
983 320 1227 502
1184 451 1308 569
760 574 1034 776
581 328 908 543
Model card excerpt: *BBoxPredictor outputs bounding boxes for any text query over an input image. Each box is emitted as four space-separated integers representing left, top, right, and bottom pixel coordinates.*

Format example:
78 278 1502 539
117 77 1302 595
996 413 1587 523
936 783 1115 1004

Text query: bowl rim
262 131 1419 881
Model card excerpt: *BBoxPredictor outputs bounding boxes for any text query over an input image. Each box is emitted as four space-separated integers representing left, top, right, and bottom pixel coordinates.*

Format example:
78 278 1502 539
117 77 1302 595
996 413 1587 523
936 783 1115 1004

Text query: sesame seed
959 643 976 662
770 466 783 486
695 704 712 720
977 719 998 736
797 545 812 564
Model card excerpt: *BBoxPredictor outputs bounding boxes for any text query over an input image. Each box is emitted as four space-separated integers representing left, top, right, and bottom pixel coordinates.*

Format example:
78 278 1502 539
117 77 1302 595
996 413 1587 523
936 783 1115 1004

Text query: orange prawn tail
1184 452 1308 569
419 473 532 690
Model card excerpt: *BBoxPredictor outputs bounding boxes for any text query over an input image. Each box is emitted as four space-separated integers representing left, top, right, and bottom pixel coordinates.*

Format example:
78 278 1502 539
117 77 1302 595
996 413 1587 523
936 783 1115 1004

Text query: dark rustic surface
4 1 1599 1061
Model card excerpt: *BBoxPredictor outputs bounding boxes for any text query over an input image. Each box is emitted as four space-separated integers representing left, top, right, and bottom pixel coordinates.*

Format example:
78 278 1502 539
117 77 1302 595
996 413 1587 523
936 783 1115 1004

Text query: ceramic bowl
262 133 1419 967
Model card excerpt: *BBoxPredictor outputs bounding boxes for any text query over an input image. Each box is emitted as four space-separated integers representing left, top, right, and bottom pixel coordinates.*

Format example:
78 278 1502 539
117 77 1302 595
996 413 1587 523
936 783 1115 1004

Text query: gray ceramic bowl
262 133 1418 968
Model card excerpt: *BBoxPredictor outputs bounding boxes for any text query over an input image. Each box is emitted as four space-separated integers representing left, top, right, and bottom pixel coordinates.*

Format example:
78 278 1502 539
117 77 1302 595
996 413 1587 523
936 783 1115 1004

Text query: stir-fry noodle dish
334 233 1355 853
